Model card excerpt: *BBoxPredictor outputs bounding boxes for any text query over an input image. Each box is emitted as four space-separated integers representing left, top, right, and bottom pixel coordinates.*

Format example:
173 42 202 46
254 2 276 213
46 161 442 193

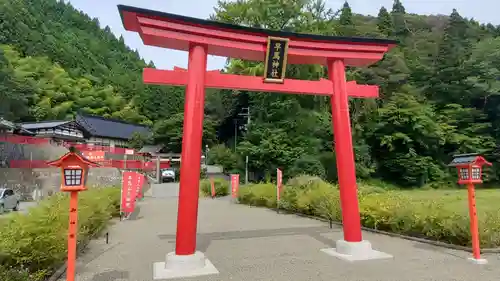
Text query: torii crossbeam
119 4 397 279
144 67 379 98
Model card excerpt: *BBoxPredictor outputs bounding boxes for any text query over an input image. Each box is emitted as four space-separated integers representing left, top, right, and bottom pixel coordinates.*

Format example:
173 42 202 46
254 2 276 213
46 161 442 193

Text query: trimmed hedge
200 178 230 197
237 175 500 248
0 187 121 281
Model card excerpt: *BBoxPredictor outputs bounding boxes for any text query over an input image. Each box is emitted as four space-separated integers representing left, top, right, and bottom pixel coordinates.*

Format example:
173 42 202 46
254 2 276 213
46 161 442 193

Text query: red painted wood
120 10 395 67
143 68 379 98
328 59 363 242
137 17 390 52
139 26 385 66
173 66 220 74
119 5 397 254
175 44 208 255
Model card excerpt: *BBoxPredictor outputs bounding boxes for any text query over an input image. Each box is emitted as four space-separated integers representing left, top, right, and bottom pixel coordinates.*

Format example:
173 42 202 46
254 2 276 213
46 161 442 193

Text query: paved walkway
69 196 500 281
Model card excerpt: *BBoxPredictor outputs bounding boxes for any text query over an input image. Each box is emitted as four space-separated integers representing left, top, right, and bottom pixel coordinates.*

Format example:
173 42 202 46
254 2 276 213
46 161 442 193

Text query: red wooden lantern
47 150 99 192
449 153 491 185
46 149 99 281
448 153 492 265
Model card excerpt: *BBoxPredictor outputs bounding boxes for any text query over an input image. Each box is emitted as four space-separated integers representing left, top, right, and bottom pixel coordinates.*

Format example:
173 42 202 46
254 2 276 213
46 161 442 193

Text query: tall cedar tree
338 1 355 36
391 0 409 37
430 9 472 105
377 7 393 36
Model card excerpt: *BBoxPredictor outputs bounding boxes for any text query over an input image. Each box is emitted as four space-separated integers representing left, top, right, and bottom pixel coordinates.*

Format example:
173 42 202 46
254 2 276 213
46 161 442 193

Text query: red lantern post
47 149 99 281
210 177 216 199
276 168 283 213
449 153 492 264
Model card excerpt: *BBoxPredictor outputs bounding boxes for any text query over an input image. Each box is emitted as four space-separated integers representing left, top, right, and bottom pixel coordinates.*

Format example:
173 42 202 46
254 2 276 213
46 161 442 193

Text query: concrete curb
273 208 500 254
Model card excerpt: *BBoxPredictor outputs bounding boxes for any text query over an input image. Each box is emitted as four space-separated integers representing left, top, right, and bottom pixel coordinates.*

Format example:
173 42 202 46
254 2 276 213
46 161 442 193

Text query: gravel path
67 195 500 281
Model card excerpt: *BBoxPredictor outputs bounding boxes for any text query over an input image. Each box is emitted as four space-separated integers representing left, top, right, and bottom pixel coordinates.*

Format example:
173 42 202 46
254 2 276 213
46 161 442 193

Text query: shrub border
46 202 125 281
272 207 500 254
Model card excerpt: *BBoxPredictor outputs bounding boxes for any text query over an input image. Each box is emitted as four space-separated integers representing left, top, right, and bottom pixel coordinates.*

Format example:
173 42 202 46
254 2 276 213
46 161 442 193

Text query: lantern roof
47 151 100 168
448 153 492 167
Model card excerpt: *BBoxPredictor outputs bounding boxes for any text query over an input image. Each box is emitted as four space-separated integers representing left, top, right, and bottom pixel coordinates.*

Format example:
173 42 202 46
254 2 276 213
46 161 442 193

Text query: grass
237 175 500 248
395 188 500 214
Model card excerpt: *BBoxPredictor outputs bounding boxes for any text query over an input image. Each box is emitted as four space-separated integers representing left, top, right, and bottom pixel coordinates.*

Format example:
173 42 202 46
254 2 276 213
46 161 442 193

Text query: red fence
0 133 170 170
0 134 49 145
9 160 171 170
69 143 133 154
0 134 135 154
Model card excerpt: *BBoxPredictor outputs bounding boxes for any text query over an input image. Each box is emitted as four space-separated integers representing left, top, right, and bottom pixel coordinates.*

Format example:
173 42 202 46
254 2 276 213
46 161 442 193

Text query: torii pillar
119 4 397 279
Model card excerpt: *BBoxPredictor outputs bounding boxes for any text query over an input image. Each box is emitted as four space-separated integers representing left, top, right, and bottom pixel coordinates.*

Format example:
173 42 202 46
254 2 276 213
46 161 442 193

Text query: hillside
0 0 185 123
1 0 500 186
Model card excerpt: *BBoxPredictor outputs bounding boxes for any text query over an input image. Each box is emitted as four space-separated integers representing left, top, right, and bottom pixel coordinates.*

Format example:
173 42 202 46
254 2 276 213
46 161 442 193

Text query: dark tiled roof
21 120 71 130
76 113 151 140
449 153 480 166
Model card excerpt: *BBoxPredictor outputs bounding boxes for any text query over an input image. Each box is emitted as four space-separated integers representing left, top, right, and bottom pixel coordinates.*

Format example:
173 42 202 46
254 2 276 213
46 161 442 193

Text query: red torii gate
119 5 397 279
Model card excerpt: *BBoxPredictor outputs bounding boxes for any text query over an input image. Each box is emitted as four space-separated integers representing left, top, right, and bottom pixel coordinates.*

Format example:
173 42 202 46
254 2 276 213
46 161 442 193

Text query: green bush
237 175 500 248
0 187 120 280
200 178 229 197
0 267 32 281
238 183 277 208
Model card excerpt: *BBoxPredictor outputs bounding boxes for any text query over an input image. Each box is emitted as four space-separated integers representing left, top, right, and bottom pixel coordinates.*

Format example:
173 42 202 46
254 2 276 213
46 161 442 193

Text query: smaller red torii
145 67 379 98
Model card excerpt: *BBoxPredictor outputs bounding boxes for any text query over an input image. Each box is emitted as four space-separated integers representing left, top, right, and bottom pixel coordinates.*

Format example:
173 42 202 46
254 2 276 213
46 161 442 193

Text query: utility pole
245 155 249 184
234 120 238 152
204 144 208 165
238 107 250 184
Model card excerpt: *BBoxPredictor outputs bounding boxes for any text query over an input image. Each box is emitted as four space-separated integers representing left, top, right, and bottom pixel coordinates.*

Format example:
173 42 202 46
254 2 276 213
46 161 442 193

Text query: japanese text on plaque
264 37 289 83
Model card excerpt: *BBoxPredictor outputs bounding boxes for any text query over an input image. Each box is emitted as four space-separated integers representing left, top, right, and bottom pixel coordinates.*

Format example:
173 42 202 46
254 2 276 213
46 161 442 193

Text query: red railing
0 134 136 155
67 143 133 154
9 160 171 169
0 134 49 145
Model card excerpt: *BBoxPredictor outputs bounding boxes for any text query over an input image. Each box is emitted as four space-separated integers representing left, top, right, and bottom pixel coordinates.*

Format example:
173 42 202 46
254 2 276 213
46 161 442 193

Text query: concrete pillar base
321 240 393 262
153 251 219 280
467 257 488 265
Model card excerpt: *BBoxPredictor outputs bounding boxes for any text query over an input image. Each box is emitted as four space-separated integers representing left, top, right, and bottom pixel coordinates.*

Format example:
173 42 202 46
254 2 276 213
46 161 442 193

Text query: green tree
128 132 153 150
428 9 472 106
0 47 31 121
391 0 408 37
391 0 406 14
376 6 393 36
153 113 217 153
3 0 500 187
369 92 447 186
338 1 355 36
207 144 242 173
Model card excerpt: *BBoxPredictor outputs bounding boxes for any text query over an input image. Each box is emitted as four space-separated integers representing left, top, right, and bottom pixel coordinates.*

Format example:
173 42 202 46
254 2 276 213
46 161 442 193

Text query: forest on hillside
2 0 500 187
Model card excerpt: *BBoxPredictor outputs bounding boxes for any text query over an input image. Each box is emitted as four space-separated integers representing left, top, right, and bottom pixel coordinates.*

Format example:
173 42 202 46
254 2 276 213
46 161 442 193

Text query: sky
67 0 500 71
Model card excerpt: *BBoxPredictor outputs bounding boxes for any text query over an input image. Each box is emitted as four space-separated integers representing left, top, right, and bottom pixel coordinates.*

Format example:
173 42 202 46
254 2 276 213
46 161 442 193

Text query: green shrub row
0 187 121 280
200 178 230 197
237 175 500 248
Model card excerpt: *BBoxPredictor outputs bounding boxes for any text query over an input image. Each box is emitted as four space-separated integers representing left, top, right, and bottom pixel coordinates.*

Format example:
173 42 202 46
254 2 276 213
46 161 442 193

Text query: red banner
121 171 138 213
277 168 283 201
231 174 239 198
81 151 106 162
135 173 145 199
210 177 216 198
